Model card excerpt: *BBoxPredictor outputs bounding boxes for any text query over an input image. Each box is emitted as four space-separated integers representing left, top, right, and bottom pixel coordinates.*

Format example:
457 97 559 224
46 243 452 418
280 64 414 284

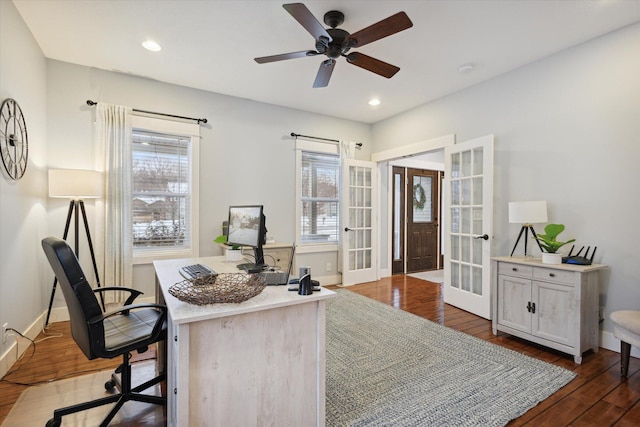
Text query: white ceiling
13 0 640 124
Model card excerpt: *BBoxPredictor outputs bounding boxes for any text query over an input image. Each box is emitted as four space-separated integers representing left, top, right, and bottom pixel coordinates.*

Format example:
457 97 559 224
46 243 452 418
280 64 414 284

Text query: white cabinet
492 257 606 364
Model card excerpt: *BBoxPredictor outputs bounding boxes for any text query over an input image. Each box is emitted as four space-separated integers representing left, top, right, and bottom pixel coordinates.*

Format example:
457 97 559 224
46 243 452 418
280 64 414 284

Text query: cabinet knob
512 267 518 272
549 273 555 277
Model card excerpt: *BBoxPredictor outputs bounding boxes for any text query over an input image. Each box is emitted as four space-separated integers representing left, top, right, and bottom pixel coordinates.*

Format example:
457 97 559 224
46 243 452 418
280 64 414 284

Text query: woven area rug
325 289 576 426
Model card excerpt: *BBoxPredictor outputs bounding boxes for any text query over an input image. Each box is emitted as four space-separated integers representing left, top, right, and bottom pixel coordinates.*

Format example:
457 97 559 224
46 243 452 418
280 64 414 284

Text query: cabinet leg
573 354 582 364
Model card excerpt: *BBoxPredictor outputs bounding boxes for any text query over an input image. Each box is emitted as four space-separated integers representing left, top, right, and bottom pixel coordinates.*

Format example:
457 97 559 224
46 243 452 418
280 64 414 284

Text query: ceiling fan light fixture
142 40 162 52
368 98 381 106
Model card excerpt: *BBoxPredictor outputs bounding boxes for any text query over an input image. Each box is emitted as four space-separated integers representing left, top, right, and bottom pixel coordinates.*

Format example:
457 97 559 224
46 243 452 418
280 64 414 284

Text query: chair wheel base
46 418 61 427
105 379 116 391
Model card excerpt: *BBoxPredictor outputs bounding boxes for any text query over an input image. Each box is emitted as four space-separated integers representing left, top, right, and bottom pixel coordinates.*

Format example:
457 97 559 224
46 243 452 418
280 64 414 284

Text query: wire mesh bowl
168 273 266 305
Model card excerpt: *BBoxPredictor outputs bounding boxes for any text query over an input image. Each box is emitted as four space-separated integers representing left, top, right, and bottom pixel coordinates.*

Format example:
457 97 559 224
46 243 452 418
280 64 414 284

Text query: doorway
392 166 443 275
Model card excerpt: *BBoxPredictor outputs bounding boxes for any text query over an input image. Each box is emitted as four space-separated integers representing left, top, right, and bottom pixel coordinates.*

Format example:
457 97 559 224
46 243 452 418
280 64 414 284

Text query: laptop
259 244 295 286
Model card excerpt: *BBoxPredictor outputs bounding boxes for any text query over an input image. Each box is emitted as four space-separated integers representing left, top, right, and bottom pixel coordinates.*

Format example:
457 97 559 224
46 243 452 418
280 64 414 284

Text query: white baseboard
315 274 341 286
0 311 48 379
601 330 640 358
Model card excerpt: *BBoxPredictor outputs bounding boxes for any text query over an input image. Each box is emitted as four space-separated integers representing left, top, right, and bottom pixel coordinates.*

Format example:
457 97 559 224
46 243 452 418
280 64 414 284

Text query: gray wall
45 60 372 304
0 0 49 366
372 23 640 337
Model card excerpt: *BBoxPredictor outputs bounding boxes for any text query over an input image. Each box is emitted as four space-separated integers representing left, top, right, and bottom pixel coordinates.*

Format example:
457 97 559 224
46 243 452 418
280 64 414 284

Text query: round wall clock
0 98 29 180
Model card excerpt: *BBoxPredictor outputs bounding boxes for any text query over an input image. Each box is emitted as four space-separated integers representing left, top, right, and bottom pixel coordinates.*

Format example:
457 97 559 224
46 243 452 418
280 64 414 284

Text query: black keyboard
180 264 217 280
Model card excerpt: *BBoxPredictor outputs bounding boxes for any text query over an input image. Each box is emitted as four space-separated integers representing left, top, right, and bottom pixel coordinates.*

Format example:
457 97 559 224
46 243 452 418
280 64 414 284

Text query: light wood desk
154 256 335 427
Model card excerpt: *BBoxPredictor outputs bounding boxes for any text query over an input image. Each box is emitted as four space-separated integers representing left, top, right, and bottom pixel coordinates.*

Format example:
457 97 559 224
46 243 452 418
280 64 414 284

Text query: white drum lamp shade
48 169 102 199
508 201 548 225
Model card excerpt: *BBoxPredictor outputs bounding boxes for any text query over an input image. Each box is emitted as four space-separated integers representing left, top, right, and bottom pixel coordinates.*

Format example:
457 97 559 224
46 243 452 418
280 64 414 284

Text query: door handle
344 227 352 232
474 234 489 240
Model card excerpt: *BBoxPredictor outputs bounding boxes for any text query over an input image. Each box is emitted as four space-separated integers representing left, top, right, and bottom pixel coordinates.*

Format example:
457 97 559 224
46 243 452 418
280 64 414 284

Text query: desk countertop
154 256 336 325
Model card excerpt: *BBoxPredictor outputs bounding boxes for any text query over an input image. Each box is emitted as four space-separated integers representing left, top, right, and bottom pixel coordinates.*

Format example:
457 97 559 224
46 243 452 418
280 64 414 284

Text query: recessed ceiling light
142 40 162 52
458 63 474 74
368 98 381 106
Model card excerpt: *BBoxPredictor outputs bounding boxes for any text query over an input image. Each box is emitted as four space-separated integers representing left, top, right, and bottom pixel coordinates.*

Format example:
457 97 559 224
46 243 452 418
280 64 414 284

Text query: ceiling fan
254 3 413 88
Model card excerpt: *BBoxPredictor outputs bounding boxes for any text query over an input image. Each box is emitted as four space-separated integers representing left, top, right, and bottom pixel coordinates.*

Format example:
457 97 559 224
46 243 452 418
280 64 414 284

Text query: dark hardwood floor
1 274 638 426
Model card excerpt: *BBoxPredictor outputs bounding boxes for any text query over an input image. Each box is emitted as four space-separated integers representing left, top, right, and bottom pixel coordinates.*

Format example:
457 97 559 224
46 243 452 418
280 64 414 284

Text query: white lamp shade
49 169 103 199
508 201 548 224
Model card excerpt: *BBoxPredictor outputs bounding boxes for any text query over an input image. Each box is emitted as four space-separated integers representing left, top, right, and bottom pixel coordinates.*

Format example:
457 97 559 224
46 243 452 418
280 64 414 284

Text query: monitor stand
236 262 266 273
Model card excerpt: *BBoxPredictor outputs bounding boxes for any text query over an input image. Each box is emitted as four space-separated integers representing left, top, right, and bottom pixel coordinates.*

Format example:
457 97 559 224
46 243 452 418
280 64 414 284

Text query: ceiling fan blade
313 59 336 88
283 3 332 42
346 11 413 48
254 50 317 64
346 52 400 78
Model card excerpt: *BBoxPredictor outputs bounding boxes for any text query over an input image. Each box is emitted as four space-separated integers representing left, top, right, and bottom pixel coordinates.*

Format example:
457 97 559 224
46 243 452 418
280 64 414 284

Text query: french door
341 159 377 286
443 135 494 319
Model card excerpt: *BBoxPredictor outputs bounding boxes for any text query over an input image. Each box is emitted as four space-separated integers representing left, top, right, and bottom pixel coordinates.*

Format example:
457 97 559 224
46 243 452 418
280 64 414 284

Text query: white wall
372 23 640 335
45 60 372 305
0 0 49 375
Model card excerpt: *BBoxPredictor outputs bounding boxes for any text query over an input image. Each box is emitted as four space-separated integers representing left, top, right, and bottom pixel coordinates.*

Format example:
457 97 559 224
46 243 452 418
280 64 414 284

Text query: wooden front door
406 168 439 273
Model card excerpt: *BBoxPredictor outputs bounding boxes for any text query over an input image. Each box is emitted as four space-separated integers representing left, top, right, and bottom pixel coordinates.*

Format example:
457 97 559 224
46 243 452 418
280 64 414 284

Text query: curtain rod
290 132 362 147
86 100 208 124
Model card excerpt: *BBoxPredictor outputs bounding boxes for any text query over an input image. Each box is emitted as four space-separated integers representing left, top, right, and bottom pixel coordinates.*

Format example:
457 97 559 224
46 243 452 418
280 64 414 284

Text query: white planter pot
226 249 243 262
541 253 562 265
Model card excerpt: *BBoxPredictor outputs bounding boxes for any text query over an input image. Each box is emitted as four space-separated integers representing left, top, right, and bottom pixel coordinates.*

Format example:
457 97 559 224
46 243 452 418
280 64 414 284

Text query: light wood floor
1 274 639 426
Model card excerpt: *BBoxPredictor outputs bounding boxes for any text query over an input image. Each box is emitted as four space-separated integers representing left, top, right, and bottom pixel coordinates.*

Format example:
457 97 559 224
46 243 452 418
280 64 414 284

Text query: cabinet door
497 275 531 333
532 280 573 346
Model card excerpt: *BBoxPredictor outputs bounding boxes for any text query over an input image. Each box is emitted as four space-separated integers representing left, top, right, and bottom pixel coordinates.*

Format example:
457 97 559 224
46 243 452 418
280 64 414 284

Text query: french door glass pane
393 173 401 260
449 145 485 296
413 176 432 222
347 164 373 272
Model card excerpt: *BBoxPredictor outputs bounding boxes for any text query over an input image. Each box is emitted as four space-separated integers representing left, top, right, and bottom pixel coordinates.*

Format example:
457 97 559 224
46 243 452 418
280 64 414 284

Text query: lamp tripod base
510 225 543 257
45 199 103 326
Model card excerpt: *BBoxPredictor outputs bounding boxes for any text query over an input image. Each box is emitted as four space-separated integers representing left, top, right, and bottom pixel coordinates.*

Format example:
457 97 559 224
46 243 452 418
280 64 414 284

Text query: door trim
375 135 455 278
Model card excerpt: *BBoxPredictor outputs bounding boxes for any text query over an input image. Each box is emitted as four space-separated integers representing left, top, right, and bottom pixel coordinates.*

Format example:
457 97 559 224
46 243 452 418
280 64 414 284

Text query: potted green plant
214 235 243 262
534 223 575 264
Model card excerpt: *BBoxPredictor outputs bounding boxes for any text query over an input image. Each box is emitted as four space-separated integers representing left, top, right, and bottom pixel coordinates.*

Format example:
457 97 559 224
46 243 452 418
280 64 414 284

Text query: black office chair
41 236 167 427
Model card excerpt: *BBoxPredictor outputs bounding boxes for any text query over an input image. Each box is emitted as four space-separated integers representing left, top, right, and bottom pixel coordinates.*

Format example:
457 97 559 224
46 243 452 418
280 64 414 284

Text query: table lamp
508 200 548 257
46 169 104 325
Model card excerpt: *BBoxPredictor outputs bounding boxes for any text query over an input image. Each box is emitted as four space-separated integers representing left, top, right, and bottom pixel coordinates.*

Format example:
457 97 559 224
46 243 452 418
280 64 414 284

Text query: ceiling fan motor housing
325 28 351 58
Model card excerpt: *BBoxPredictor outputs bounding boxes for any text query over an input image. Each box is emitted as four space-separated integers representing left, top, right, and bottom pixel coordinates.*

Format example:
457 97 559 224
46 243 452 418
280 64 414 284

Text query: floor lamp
46 169 104 326
509 200 548 257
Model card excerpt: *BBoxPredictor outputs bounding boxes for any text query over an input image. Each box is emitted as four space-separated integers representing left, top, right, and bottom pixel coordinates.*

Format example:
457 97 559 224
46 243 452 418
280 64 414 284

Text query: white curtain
340 140 357 161
96 103 133 303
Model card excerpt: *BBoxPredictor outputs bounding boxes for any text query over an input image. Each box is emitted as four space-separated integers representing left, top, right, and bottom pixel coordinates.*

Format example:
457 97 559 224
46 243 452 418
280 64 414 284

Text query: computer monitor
227 205 267 269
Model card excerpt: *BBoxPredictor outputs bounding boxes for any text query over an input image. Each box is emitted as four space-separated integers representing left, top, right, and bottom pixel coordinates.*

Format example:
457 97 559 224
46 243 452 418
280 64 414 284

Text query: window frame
295 139 339 253
130 115 200 264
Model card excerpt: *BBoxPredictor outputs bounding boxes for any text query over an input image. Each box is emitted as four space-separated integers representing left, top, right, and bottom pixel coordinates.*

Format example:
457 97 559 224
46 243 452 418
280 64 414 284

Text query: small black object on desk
562 245 597 265
288 279 320 293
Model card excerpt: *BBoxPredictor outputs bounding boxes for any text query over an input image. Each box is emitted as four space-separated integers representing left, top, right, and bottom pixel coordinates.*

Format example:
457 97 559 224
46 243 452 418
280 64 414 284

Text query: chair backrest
42 236 103 359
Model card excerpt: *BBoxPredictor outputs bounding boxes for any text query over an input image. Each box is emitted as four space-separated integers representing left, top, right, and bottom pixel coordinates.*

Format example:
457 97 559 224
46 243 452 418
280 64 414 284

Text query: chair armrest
89 303 167 339
93 287 144 305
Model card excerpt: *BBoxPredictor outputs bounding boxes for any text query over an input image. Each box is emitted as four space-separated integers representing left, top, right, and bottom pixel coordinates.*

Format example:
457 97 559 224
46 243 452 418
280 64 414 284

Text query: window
299 150 340 244
131 116 199 261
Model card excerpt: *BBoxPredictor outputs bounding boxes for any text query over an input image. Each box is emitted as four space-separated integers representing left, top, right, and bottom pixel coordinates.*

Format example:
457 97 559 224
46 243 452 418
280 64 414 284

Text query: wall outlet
326 262 332 272
2 323 8 343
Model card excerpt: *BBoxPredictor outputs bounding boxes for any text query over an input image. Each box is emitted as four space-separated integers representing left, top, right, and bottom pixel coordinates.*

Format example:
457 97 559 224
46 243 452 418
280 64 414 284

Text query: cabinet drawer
533 267 575 285
498 262 533 278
